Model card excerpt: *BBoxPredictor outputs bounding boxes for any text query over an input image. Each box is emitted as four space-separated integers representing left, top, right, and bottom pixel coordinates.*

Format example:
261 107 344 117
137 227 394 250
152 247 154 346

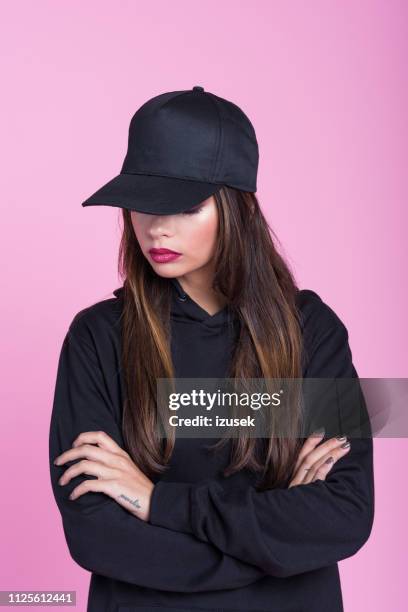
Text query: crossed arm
49 313 374 588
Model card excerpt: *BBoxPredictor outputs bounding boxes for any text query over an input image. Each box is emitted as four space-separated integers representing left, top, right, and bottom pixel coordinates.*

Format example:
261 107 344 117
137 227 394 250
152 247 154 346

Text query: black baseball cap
81 85 259 215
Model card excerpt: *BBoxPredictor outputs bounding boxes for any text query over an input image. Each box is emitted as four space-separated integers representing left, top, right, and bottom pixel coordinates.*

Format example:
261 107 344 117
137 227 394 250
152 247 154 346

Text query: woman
49 86 374 612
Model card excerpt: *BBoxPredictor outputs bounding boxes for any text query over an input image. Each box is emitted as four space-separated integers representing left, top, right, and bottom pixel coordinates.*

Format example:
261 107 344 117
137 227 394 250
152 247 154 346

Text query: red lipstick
149 248 182 263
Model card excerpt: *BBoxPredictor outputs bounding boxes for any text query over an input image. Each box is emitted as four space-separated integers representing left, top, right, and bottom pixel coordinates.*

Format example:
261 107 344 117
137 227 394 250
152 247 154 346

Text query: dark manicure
341 441 351 448
336 435 347 441
325 456 334 464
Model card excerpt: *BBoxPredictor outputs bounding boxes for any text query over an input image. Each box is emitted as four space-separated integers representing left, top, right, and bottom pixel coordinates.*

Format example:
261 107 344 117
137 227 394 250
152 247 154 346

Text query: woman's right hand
288 431 351 488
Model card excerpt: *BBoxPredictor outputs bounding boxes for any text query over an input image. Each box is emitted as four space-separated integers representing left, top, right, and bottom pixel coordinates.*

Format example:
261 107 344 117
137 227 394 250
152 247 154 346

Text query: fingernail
336 436 347 441
341 441 351 448
325 456 334 464
312 427 325 436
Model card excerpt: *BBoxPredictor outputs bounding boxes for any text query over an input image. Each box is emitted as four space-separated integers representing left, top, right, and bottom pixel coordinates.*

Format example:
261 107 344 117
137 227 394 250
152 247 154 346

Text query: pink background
1 1 407 610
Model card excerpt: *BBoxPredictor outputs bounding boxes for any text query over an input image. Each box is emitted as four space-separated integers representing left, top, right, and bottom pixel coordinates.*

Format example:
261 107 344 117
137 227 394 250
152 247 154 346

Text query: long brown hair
117 186 305 490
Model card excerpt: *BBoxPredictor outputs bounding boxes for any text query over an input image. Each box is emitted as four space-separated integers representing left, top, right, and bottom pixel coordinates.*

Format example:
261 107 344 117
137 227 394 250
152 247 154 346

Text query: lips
149 248 181 255
149 248 182 263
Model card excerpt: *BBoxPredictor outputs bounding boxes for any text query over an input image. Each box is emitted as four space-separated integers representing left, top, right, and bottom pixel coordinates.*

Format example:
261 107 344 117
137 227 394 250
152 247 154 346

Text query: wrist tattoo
118 494 141 509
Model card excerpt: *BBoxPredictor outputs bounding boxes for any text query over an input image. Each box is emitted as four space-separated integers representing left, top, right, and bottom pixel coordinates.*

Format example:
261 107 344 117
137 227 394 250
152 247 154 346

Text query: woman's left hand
53 430 155 522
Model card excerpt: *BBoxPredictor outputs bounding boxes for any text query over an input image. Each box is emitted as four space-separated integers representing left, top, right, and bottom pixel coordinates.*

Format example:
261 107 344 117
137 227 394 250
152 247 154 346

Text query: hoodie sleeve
149 303 375 579
49 324 268 592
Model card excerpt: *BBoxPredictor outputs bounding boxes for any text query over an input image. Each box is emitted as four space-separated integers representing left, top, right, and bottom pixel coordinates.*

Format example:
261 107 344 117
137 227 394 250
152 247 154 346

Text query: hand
288 431 351 488
53 430 155 521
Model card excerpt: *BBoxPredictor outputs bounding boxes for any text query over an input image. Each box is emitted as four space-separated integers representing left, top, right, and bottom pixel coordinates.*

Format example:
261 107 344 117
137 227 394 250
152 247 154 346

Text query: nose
147 213 176 238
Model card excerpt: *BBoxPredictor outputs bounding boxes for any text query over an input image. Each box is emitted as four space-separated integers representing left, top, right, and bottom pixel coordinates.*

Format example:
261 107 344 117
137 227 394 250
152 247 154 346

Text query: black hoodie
49 279 374 612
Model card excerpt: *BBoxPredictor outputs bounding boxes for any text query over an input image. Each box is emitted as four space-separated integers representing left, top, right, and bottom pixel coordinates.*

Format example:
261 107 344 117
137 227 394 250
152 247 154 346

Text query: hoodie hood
113 278 236 333
112 279 238 377
169 276 234 331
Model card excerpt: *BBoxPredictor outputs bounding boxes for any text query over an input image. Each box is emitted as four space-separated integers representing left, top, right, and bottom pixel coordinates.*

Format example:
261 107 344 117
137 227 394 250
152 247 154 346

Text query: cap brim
81 172 223 215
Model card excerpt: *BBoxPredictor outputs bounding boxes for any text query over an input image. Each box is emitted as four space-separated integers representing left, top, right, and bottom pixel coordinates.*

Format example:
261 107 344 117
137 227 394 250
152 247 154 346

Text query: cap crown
121 85 258 192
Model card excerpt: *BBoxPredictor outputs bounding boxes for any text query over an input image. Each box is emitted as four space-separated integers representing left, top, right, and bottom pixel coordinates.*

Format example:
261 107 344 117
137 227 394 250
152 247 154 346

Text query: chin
150 264 182 278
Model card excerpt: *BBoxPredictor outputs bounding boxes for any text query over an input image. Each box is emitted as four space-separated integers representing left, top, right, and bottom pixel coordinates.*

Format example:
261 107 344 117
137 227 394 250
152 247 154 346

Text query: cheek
183 210 218 261
131 214 147 245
